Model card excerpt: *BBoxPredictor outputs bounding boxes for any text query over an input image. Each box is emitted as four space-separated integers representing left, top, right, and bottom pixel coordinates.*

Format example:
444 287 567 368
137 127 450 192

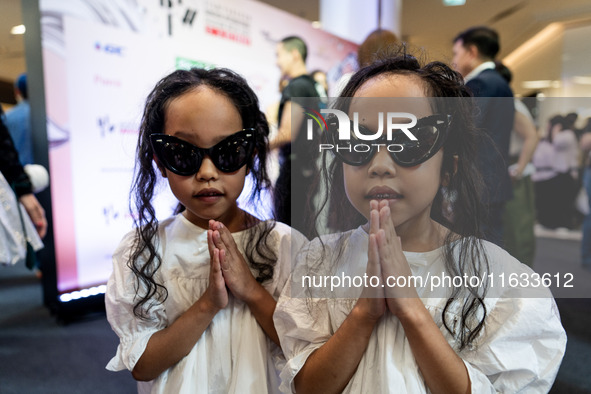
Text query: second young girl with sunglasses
105 68 305 393
274 53 566 393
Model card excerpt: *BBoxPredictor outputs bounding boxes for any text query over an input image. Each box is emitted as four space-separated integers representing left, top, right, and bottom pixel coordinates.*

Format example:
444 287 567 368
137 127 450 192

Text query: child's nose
197 155 219 181
367 149 397 177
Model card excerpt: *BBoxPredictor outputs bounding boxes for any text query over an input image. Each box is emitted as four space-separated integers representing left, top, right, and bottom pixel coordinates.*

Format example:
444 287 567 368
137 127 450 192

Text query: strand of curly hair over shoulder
129 68 276 319
309 49 490 350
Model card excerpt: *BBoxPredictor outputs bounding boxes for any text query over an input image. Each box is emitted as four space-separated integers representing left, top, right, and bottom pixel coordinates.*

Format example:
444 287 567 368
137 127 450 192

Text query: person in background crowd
580 128 591 269
494 62 539 267
564 112 581 139
0 105 47 239
452 26 514 247
270 36 320 236
333 28 399 96
4 73 33 166
310 69 329 99
532 115 579 229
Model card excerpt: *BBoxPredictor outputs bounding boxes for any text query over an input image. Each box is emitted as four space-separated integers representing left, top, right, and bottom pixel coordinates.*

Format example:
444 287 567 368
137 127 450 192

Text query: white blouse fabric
106 215 305 394
274 226 567 393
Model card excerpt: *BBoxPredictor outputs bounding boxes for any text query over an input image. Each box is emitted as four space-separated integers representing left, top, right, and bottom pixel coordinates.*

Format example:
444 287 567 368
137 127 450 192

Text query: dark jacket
467 68 515 204
0 106 32 197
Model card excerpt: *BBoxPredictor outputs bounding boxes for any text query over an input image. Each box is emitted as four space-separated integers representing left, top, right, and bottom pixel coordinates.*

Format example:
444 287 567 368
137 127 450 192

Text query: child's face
161 86 247 231
343 74 444 233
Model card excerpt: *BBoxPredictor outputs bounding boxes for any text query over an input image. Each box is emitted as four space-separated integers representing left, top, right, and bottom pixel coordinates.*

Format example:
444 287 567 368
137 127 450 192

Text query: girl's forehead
168 85 214 105
166 86 238 119
350 74 432 119
353 73 427 98
163 85 243 145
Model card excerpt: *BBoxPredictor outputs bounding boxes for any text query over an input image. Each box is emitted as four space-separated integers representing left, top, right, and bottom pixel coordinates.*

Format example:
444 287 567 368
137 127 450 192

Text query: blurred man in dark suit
453 26 514 247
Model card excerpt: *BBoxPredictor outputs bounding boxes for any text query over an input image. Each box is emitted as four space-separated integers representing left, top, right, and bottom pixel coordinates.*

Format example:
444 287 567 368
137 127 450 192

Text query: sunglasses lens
391 115 447 166
212 131 254 172
163 142 202 175
152 136 202 175
331 123 374 165
392 125 439 166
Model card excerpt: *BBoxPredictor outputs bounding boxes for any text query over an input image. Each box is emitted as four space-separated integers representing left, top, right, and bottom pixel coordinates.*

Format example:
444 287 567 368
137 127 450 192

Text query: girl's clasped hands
357 199 421 323
205 219 260 310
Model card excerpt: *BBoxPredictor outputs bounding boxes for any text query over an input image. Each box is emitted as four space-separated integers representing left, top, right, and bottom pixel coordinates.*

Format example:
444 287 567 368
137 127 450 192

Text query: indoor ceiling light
573 76 591 85
10 24 26 35
503 23 562 68
521 80 561 89
443 0 466 5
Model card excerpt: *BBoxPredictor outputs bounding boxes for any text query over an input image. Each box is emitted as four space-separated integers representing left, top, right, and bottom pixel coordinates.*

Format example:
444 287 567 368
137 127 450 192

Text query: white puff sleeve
273 236 339 394
455 243 568 393
105 231 168 372
460 295 566 393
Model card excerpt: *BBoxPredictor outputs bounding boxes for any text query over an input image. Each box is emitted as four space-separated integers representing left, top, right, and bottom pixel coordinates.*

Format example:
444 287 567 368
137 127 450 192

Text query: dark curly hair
308 49 490 350
129 68 276 319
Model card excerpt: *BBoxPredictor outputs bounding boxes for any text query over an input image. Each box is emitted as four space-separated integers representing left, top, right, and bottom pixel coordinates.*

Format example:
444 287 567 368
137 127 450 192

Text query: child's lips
366 186 403 200
194 188 224 202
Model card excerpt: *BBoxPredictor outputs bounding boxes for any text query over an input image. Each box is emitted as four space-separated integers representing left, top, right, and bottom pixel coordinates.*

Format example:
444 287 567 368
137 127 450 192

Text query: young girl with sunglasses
105 68 305 393
274 54 566 393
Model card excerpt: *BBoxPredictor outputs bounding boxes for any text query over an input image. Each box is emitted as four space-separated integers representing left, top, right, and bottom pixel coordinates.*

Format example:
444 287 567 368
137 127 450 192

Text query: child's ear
441 155 458 187
153 155 167 178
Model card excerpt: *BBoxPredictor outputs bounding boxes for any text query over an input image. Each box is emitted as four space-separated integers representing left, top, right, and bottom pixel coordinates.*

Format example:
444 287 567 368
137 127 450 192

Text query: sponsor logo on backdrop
94 42 125 56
